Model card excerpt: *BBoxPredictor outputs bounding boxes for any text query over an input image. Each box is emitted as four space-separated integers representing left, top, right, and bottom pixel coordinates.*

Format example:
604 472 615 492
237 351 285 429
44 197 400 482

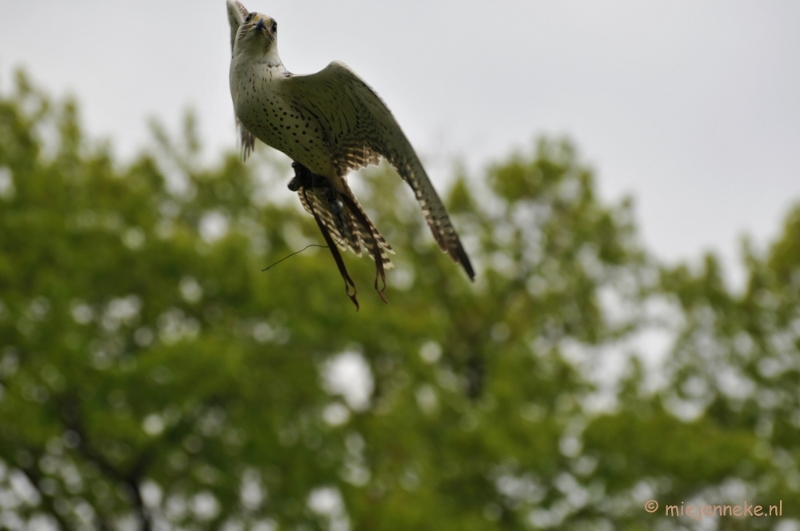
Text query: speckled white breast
231 63 335 177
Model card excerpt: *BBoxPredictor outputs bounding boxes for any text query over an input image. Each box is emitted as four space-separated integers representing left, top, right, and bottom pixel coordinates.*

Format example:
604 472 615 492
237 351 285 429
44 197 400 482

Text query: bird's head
234 11 280 64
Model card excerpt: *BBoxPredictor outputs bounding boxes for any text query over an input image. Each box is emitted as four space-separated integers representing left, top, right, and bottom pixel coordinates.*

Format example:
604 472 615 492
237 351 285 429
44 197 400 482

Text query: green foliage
1 70 799 531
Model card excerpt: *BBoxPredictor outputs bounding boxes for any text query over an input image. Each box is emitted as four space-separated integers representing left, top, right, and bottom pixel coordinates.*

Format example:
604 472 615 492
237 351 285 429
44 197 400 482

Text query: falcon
226 1 475 307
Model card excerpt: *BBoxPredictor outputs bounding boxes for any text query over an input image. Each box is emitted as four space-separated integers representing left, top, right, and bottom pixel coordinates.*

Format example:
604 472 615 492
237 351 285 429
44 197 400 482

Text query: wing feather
226 0 256 160
282 62 474 280
226 0 247 51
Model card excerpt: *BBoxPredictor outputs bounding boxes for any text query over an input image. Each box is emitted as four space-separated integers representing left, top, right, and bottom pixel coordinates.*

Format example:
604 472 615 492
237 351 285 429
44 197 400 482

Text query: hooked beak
255 18 267 33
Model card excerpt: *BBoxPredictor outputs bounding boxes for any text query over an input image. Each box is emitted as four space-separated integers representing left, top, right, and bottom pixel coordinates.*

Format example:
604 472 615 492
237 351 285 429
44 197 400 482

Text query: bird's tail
298 182 395 270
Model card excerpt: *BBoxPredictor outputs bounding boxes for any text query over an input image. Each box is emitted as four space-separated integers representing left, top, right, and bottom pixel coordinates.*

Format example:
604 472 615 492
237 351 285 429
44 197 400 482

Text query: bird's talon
289 162 313 191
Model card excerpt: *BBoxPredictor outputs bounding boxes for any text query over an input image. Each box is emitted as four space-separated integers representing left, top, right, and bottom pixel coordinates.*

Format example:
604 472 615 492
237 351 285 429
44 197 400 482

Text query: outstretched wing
226 0 256 160
281 61 475 280
226 0 247 50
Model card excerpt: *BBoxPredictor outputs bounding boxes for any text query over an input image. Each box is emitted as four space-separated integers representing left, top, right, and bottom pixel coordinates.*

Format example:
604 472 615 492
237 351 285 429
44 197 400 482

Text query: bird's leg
303 169 347 231
320 184 347 230
291 163 344 217
307 172 341 210
324 188 344 216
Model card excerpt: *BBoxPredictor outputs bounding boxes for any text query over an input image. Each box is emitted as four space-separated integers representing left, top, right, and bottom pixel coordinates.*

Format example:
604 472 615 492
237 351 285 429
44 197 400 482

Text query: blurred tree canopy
1 71 799 531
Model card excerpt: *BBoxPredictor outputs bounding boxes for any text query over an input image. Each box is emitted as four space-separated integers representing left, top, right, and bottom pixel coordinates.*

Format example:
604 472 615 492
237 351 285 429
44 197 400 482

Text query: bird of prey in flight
226 0 475 308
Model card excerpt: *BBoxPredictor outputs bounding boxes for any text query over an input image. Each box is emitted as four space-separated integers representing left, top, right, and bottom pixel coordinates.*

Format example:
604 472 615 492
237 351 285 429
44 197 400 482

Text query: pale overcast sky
2 1 799 285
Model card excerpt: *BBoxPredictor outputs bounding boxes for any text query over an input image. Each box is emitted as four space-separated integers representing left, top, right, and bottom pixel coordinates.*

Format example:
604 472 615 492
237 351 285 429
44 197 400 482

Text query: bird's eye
245 13 255 23
271 20 277 33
